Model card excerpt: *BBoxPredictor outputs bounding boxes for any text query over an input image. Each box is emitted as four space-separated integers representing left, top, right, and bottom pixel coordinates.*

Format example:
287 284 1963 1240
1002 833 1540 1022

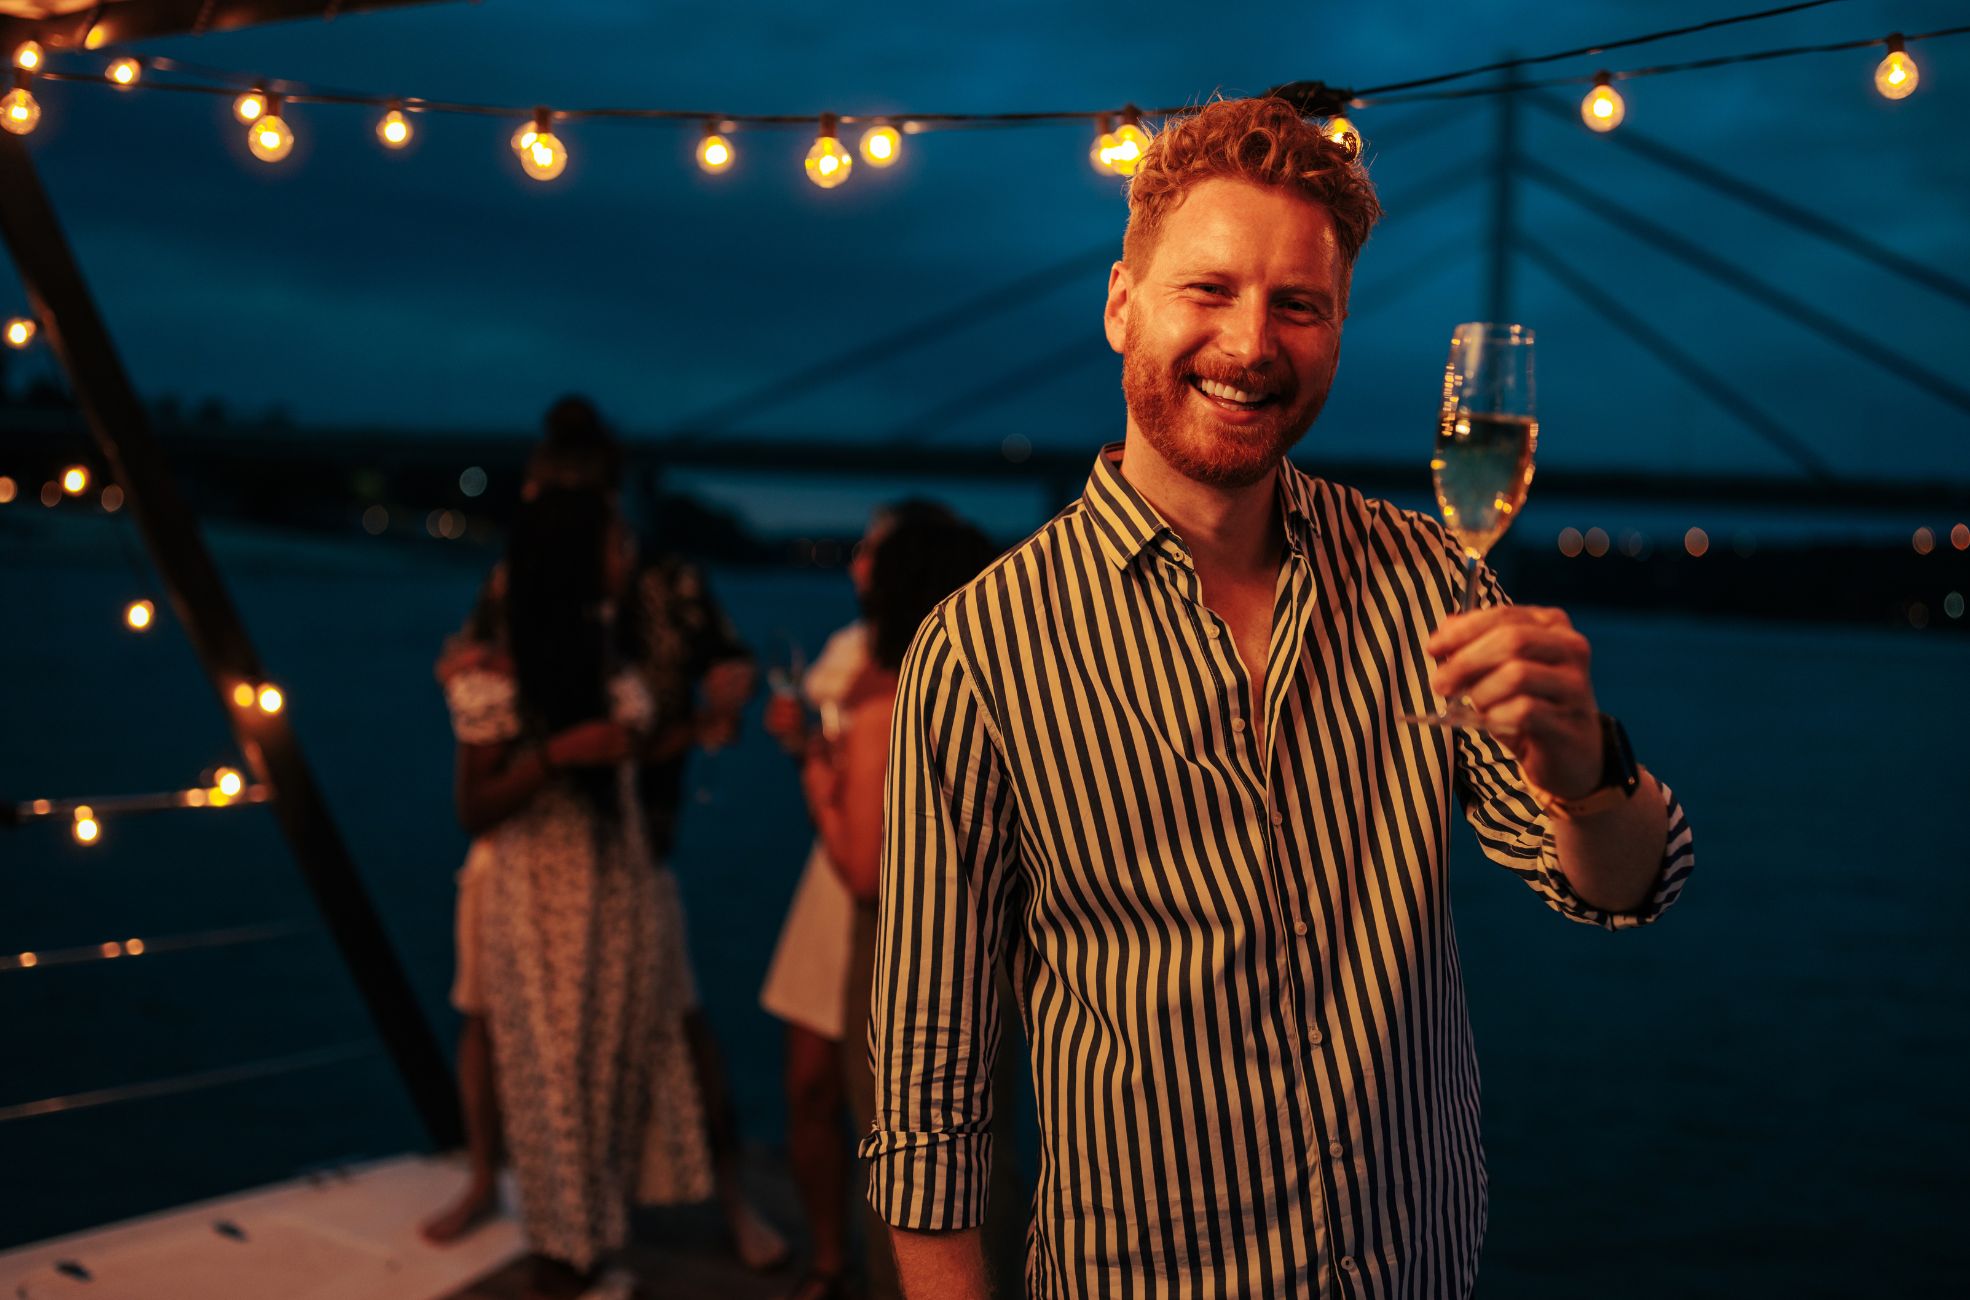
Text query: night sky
3 0 1965 511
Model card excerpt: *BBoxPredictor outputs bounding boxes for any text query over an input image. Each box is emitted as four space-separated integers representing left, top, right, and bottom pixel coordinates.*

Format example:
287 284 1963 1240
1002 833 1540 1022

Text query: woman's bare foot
725 1196 791 1272
419 1179 499 1245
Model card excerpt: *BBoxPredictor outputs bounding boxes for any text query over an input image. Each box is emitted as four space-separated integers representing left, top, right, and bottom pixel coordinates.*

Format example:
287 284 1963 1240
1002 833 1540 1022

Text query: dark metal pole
0 131 460 1149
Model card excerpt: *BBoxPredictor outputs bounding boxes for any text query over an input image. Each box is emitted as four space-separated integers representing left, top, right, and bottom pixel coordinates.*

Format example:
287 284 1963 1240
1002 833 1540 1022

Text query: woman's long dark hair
864 506 1000 669
504 486 641 818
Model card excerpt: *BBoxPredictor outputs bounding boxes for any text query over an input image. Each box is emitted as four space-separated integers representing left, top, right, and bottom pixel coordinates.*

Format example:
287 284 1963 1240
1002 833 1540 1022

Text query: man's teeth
1197 378 1266 404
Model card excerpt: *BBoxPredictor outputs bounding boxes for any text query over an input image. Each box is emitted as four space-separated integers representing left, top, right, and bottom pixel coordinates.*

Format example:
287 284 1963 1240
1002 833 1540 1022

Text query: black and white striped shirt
863 444 1696 1299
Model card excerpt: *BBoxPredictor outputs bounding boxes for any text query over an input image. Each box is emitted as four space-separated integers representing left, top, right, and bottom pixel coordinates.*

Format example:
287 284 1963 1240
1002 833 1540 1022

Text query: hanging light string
1350 0 1852 96
1365 21 1970 104
8 13 1958 140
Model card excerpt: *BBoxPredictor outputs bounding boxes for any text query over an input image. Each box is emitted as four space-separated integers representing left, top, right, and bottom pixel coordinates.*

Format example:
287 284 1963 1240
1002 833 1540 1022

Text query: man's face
1106 178 1348 489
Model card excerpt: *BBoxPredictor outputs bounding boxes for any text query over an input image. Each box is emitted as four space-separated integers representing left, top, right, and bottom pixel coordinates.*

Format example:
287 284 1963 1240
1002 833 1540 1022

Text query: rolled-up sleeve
1457 721 1696 930
858 613 1019 1230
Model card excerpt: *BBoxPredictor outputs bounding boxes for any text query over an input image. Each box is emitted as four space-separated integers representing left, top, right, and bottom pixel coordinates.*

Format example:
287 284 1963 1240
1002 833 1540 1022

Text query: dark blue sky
4 0 1966 504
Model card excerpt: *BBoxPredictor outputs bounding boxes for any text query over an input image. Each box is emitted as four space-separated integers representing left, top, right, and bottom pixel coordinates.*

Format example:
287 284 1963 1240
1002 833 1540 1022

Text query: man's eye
1187 283 1229 297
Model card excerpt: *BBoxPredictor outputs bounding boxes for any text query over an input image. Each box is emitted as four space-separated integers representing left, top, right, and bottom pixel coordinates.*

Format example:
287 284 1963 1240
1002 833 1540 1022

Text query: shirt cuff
859 1125 994 1231
1531 777 1697 931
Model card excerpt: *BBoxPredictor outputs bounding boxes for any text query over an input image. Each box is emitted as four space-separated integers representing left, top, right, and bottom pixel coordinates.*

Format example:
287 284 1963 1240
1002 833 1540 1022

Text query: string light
2 72 40 136
73 807 100 846
3 317 33 349
697 120 734 174
11 40 41 73
805 113 852 189
101 485 124 511
1874 33 1919 99
257 684 284 714
214 768 245 798
1324 113 1362 157
376 103 412 149
1582 72 1625 132
1089 113 1120 175
62 465 90 495
125 599 155 631
860 122 901 168
248 95 294 163
234 85 267 124
0 477 16 504
108 57 142 89
516 108 566 182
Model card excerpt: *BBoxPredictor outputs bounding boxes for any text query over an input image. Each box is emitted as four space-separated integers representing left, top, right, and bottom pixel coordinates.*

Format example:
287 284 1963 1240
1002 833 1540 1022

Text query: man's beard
1121 317 1329 489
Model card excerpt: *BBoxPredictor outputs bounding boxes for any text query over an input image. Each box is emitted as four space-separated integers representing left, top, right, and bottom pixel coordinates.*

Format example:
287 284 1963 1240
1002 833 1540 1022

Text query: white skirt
758 843 856 1041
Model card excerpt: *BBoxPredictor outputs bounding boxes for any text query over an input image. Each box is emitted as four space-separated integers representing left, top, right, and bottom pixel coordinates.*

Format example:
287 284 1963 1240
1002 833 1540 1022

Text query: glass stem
1458 550 1481 614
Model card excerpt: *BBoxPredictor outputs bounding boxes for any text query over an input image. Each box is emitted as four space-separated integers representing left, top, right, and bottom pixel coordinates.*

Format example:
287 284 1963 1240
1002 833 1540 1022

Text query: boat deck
1 1152 802 1300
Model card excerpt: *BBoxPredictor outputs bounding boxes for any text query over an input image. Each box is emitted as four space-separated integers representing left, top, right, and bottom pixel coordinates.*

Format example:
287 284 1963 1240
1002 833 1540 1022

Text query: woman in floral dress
445 486 711 1297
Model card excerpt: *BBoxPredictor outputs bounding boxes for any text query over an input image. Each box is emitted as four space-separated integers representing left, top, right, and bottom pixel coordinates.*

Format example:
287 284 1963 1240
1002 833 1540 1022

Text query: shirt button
1328 1141 1344 1158
1271 809 1284 826
1308 1028 1324 1045
1341 1256 1358 1273
1231 716 1247 734
1205 622 1222 639
1293 920 1308 936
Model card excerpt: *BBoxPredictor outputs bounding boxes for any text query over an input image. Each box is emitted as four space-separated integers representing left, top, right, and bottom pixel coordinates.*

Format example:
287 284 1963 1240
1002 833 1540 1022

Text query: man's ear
1102 260 1131 355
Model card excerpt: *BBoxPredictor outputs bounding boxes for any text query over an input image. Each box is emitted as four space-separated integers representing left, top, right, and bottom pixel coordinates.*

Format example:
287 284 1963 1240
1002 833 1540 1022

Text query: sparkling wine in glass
1402 322 1537 729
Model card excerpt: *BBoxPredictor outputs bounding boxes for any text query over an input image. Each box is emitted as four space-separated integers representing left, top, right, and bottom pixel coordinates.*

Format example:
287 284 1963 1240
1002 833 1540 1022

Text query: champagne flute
1401 321 1538 730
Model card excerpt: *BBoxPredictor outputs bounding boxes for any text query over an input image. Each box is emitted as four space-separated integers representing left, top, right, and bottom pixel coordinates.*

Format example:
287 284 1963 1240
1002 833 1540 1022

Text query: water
2 512 1966 1295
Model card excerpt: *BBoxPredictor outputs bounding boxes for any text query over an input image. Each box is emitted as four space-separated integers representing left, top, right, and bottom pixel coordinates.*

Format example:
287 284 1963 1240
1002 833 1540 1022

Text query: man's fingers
1461 661 1585 711
1426 604 1571 658
1432 625 1589 699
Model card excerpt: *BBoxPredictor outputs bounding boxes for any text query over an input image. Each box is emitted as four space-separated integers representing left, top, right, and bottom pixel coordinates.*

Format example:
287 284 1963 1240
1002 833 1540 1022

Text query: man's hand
1427 605 1602 801
434 641 501 686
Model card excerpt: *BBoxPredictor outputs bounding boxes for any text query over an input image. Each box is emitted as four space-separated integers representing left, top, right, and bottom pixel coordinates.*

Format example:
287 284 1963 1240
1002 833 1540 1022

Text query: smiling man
862 97 1696 1300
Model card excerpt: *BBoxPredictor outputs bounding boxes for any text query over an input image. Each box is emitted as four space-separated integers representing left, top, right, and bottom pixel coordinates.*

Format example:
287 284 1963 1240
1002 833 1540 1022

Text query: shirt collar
1081 441 1323 572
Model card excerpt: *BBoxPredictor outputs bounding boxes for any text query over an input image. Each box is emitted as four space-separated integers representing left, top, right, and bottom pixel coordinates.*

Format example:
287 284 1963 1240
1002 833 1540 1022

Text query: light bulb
258 684 284 714
805 115 852 189
1582 73 1625 133
860 124 901 168
1875 36 1918 100
62 465 89 494
248 100 293 163
1 85 40 136
108 57 141 89
1090 114 1120 175
12 41 42 73
3 317 33 349
234 89 266 123
73 808 101 845
1324 114 1361 157
517 109 565 181
125 599 154 631
377 107 412 149
697 123 734 174
232 682 257 708
215 767 245 797
521 132 566 181
1108 121 1149 177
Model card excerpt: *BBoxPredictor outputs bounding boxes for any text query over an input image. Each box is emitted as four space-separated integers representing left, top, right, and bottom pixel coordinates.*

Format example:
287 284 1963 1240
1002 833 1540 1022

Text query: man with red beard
861 97 1695 1300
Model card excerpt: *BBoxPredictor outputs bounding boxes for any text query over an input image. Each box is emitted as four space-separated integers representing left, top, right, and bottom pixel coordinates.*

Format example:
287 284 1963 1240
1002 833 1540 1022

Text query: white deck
0 1153 522 1300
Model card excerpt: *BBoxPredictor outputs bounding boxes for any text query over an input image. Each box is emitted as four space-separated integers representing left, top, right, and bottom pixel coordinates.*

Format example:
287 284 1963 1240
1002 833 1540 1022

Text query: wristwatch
1540 713 1639 820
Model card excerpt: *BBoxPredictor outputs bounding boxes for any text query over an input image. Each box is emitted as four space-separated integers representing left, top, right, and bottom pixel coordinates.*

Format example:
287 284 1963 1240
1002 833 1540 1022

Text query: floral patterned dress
445 668 712 1272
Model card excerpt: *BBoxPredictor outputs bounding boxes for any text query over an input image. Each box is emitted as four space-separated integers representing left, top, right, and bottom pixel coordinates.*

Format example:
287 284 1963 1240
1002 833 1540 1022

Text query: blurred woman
444 486 710 1298
760 503 948 1300
793 508 1002 1300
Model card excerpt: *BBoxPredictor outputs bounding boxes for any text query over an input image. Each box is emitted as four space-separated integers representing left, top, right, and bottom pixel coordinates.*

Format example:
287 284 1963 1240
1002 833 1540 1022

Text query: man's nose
1214 298 1278 369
